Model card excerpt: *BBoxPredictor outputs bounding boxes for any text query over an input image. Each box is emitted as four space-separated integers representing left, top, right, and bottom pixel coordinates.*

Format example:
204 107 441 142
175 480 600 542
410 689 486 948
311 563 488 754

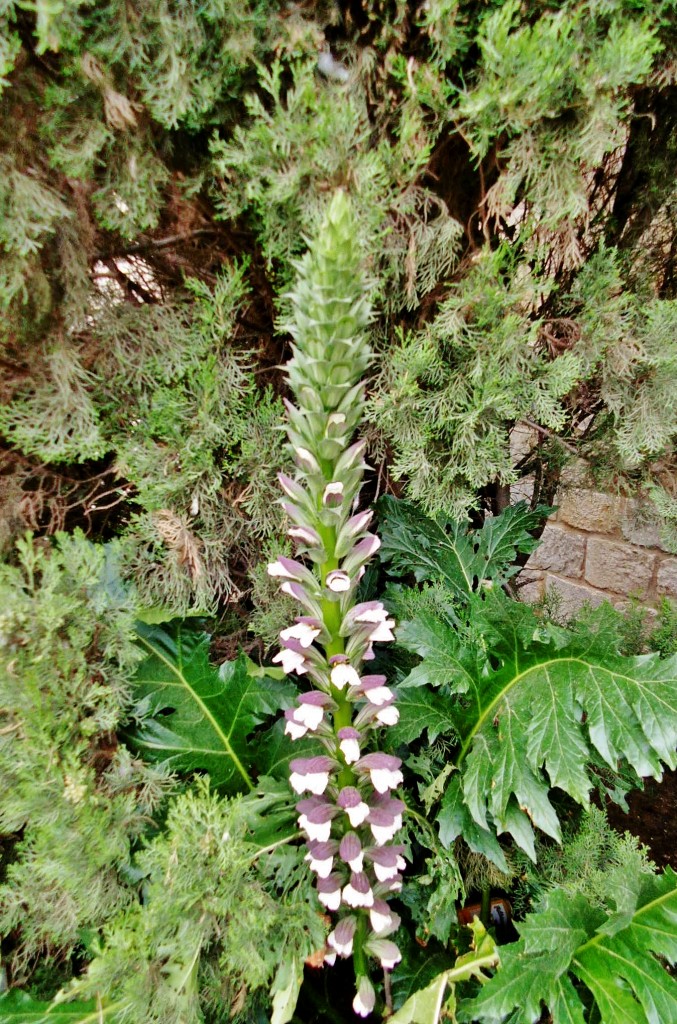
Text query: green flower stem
353 914 368 979
318 530 358 784
321 599 344 656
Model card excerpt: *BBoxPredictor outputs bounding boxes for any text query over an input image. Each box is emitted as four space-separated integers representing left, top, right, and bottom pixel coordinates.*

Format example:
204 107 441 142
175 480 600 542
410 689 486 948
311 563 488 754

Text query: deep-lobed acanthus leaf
395 602 677 862
378 496 549 600
125 623 295 792
448 644 677 858
461 868 677 1024
388 684 458 746
382 498 677 862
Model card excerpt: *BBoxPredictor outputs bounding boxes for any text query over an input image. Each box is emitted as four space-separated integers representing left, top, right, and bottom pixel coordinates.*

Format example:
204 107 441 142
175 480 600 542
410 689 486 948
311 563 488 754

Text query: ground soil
604 767 677 870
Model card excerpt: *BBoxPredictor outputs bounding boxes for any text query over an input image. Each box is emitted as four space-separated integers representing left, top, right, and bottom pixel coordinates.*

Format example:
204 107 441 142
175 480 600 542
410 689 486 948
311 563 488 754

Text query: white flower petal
290 771 330 796
370 906 394 934
342 883 374 908
326 570 351 592
375 705 399 726
272 648 308 675
370 821 400 845
295 704 324 730
280 622 321 648
345 802 370 828
373 862 399 882
369 620 395 643
318 889 342 911
299 817 332 843
331 663 361 690
285 720 308 740
308 856 334 879
339 738 360 764
370 768 403 794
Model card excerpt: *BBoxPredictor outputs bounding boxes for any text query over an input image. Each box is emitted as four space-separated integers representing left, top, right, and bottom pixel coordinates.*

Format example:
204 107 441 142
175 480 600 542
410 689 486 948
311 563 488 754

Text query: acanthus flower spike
271 191 403 1014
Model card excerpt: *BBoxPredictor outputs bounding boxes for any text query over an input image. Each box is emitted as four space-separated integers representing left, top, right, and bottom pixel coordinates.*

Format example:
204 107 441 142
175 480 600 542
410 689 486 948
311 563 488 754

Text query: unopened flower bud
353 976 376 1018
295 447 321 473
326 570 351 592
322 481 344 506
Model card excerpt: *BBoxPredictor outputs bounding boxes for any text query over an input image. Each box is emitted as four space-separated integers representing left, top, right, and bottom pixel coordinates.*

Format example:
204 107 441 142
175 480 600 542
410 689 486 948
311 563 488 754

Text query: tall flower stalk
269 191 403 1016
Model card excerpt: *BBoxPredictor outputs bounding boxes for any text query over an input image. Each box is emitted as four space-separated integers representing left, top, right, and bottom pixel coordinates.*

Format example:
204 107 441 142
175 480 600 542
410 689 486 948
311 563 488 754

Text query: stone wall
508 423 677 619
519 486 677 619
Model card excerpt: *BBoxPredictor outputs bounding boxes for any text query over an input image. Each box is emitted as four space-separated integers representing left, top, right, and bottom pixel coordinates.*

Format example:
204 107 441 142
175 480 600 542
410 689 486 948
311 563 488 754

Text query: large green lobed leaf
462 869 677 1024
396 599 677 862
378 496 549 600
126 623 296 792
449 646 677 858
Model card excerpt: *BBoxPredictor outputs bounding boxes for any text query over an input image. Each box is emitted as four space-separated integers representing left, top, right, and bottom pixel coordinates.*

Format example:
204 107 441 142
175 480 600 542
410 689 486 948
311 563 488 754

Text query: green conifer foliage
0 532 170 971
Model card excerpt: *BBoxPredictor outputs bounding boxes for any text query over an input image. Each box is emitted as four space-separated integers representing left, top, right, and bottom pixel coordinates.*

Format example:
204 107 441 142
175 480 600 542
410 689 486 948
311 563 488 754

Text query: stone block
516 571 544 604
526 524 586 578
621 499 667 550
511 475 535 505
559 459 591 487
657 557 677 600
544 575 607 622
557 488 623 533
510 423 537 460
584 537 655 598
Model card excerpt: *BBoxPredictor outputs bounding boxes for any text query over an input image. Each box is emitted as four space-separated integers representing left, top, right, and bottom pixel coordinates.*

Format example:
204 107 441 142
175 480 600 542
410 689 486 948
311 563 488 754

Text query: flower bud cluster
269 192 402 1014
